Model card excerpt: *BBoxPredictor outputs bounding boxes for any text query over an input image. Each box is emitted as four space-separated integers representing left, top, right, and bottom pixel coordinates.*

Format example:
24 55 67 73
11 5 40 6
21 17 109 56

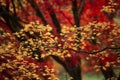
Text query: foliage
0 0 120 80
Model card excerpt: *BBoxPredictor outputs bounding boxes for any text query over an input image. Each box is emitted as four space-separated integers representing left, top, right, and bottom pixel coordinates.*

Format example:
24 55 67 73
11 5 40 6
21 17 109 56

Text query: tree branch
72 0 80 27
47 4 61 33
27 0 47 25
43 44 120 55
68 47 120 54
17 0 29 17
78 0 85 16
60 11 74 26
0 5 23 32
11 0 16 16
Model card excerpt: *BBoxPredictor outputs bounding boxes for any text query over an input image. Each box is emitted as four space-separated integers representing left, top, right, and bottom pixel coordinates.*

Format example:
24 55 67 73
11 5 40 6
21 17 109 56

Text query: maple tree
0 0 120 80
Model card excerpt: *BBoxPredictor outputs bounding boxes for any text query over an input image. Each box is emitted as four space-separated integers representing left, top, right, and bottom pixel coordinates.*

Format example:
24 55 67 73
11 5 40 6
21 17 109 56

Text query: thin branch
17 0 29 17
42 44 120 54
11 0 16 16
68 47 120 54
60 11 74 26
78 0 85 16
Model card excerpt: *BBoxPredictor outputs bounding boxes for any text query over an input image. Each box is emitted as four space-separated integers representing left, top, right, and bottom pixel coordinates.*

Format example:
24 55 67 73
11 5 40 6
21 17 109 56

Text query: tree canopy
0 0 120 80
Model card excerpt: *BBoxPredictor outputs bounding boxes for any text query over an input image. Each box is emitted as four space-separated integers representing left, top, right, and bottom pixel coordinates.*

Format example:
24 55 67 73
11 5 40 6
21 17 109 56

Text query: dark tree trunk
100 66 115 80
52 55 82 80
68 60 81 80
72 0 80 27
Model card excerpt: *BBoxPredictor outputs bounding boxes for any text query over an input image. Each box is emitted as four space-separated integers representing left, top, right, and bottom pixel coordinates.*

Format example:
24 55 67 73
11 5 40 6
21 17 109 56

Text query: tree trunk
52 55 82 80
68 59 82 80
100 66 115 80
